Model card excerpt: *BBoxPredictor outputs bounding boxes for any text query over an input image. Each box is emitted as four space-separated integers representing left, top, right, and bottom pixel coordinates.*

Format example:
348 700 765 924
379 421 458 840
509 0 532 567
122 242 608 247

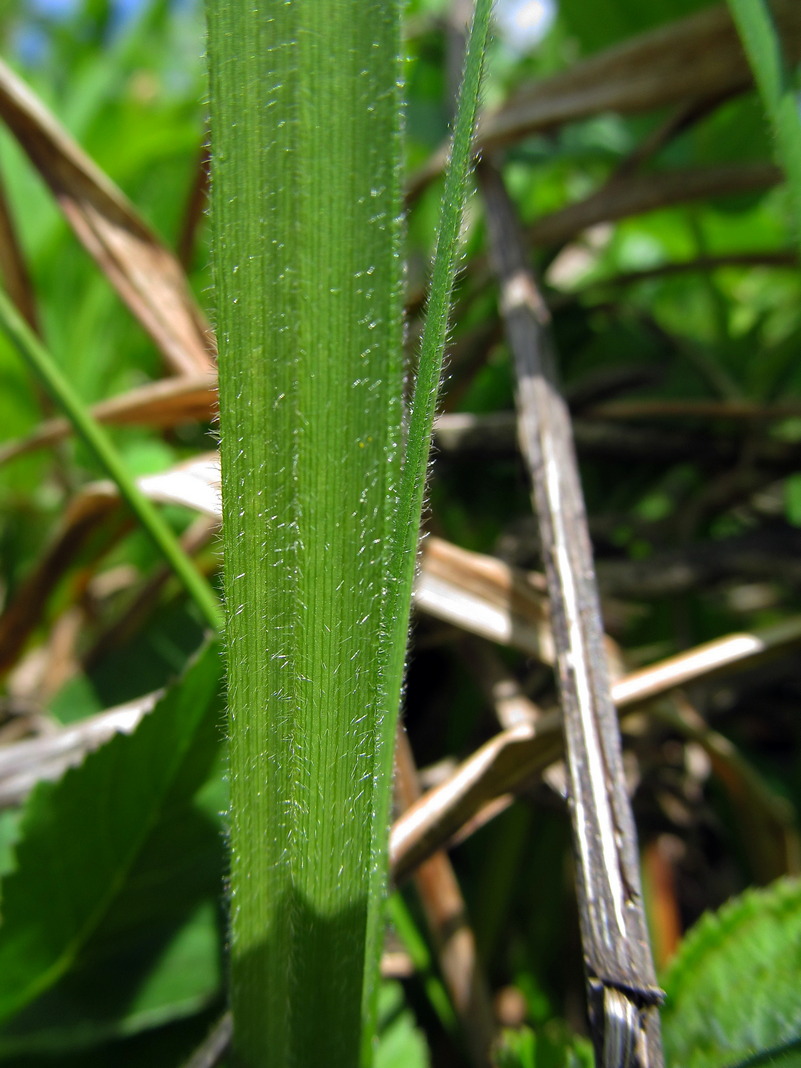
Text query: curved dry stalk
395 729 496 1067
0 168 39 335
524 162 780 249
390 614 801 882
0 373 217 465
391 718 562 885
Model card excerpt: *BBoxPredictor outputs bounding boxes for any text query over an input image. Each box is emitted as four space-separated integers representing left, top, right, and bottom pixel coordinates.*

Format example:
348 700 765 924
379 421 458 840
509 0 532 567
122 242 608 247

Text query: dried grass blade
0 373 217 464
0 58 215 375
395 730 495 1067
416 536 553 660
0 168 39 334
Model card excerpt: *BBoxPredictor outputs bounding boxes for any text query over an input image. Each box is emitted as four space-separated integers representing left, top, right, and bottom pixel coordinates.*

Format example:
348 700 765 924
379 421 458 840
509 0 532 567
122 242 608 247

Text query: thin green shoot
0 288 221 631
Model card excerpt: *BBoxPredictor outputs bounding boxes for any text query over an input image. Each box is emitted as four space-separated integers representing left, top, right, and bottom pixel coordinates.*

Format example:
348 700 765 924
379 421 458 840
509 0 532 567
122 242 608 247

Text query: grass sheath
207 4 404 1065
207 0 490 1062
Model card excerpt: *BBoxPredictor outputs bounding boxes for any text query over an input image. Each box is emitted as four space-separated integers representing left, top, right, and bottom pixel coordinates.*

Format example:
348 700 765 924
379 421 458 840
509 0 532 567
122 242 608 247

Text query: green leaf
0 640 225 1031
207 1 407 1062
495 1024 594 1068
375 983 430 1068
785 473 801 527
557 0 708 55
661 877 801 1068
727 0 801 256
0 901 222 1057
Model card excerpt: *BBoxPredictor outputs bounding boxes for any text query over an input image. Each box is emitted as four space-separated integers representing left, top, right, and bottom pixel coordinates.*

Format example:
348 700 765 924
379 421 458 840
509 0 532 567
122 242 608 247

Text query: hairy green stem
207 0 492 1061
207 3 404 1064
372 0 493 874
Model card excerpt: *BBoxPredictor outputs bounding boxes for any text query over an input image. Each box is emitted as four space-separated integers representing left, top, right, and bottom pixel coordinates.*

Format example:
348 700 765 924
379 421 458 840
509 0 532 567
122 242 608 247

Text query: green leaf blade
207 3 405 1065
0 640 224 1026
727 0 801 255
661 877 801 1068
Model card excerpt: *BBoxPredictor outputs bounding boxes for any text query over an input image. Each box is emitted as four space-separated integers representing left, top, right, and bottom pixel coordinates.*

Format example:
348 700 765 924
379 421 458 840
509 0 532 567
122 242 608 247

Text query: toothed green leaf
0 641 224 1033
662 878 801 1068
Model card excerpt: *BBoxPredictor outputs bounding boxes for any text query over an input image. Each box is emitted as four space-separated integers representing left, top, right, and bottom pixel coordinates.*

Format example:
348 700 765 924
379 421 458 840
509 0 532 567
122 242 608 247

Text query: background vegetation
0 0 800 1065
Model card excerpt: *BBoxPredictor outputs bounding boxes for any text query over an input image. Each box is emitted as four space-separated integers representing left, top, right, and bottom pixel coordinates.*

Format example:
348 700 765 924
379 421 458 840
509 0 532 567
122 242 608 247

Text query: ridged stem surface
207 5 404 1064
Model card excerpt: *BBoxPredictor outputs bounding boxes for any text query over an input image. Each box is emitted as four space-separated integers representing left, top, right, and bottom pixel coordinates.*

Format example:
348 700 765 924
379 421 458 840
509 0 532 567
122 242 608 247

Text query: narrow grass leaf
0 640 224 1026
0 289 221 630
378 0 494 817
727 0 801 251
367 0 493 1043
393 0 494 584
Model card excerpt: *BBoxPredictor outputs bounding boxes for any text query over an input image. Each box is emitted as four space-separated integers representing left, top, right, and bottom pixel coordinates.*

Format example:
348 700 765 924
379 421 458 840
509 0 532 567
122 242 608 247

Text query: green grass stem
207 4 404 1065
368 0 494 949
207 0 491 1061
0 287 221 631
